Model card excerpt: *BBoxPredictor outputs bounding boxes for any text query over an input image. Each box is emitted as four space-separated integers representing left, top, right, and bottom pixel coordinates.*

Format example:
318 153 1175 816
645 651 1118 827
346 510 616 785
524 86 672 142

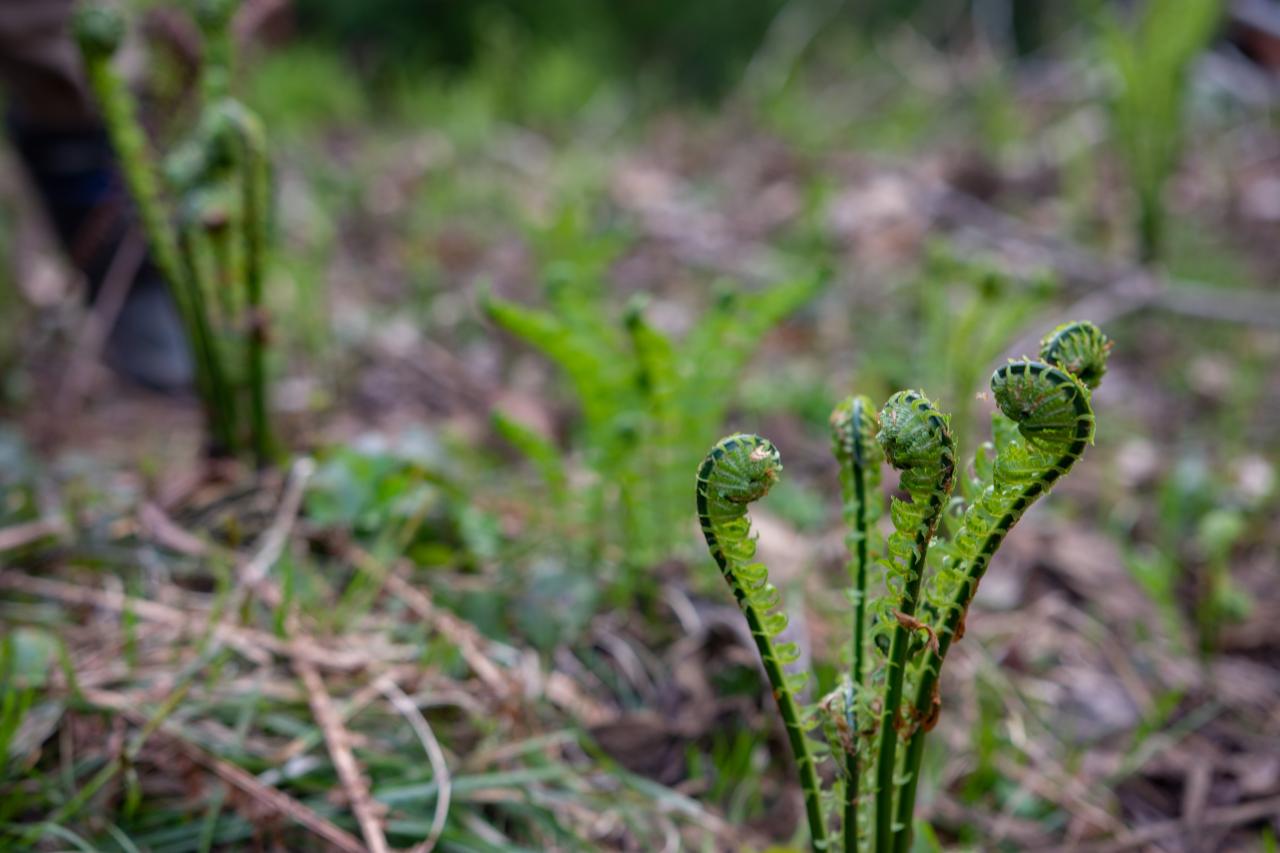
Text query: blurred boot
8 120 194 392
1 0 192 391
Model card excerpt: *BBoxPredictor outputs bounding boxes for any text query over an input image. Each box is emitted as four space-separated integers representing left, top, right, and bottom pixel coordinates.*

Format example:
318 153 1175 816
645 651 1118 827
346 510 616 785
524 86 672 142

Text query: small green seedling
697 321 1111 851
486 206 822 582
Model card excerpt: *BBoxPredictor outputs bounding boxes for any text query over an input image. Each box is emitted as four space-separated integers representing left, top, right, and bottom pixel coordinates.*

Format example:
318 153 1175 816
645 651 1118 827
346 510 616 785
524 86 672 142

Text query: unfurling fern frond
75 0 277 462
698 324 1109 853
1039 319 1112 390
73 5 192 357
697 435 829 852
872 391 955 852
828 395 882 850
892 322 1110 852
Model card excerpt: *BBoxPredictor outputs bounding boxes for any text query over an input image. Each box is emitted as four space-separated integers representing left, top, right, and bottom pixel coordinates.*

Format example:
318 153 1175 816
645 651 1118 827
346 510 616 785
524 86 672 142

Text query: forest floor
2 24 1279 853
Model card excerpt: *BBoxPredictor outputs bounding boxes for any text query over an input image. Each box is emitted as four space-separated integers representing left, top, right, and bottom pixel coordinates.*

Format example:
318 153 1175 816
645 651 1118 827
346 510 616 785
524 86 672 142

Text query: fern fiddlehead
891 322 1110 851
697 435 829 851
73 4 230 422
829 396 881 850
74 2 260 458
1038 320 1111 391
871 392 955 851
72 7 182 294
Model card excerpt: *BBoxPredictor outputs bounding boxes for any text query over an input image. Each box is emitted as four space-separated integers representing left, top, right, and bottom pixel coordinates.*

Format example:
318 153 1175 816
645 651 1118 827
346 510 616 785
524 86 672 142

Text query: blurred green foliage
294 0 1095 102
1094 0 1223 262
485 206 823 591
297 0 788 98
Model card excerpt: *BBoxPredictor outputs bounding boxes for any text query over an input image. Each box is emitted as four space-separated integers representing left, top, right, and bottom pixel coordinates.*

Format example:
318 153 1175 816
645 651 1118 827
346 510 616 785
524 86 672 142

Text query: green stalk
892 522 1007 853
873 550 926 847
214 102 272 467
74 9 183 310
697 435 829 851
892 332 1106 851
177 226 236 453
204 205 238 329
241 122 271 469
892 727 928 852
1137 187 1162 265
871 393 954 852
847 460 868 851
195 0 238 102
830 396 881 851
744 605 828 850
73 7 230 443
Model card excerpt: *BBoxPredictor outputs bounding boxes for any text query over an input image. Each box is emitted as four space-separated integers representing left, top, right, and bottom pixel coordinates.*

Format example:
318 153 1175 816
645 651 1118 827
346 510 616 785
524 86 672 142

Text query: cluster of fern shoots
74 0 272 464
696 321 1111 851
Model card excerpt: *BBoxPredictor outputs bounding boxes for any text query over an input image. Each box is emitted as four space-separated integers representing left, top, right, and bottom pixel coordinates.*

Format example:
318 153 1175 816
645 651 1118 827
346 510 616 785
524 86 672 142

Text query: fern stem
75 7 234 454
892 518 1012 852
831 395 878 852
697 436 829 852
195 0 237 102
872 535 928 849
872 393 954 853
893 357 1099 851
844 440 868 852
743 603 829 852
176 227 236 453
891 484 1027 852
204 211 237 329
236 109 271 469
892 730 927 852
74 12 184 314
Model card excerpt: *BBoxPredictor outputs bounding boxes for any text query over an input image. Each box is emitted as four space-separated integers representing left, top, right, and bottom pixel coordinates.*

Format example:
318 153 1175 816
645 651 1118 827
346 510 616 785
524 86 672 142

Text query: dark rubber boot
8 117 193 392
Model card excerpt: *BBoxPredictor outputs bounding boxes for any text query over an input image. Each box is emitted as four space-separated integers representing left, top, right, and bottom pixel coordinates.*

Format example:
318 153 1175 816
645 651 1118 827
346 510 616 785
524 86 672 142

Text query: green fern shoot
697 321 1111 851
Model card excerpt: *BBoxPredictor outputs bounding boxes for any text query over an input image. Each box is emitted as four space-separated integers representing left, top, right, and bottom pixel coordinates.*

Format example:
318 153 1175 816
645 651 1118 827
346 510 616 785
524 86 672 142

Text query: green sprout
697 322 1111 851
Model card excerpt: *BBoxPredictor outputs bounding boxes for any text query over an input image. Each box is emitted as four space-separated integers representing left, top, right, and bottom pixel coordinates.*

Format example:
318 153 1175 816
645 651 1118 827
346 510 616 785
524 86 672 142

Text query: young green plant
487 206 821 576
891 322 1110 850
1097 0 1222 262
74 1 275 465
696 435 828 852
828 396 881 849
872 391 955 850
697 321 1111 851
73 4 228 440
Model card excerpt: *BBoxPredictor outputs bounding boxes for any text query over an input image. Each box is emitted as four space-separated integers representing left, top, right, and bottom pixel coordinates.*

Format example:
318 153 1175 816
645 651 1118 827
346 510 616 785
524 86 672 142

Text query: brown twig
138 501 211 557
0 517 67 554
273 665 415 764
293 653 390 853
930 186 1280 375
379 557 611 725
381 564 512 701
